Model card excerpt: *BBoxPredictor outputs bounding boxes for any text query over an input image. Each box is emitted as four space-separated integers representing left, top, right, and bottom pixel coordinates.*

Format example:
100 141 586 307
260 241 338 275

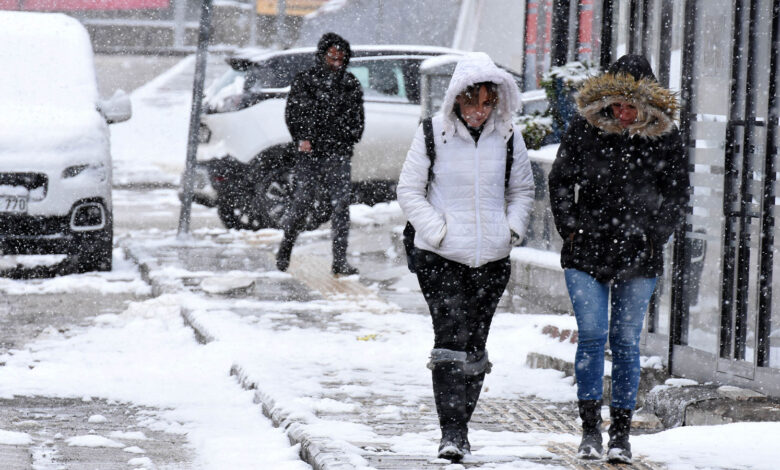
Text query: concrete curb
122 245 156 295
526 352 668 424
179 305 349 470
645 383 780 428
230 364 355 470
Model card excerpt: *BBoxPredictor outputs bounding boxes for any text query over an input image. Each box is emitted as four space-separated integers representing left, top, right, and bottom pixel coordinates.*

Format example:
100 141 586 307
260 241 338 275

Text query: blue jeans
564 269 657 409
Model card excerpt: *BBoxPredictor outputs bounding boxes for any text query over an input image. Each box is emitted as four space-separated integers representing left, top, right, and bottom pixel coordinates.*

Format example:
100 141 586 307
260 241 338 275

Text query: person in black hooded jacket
548 54 690 464
276 32 365 275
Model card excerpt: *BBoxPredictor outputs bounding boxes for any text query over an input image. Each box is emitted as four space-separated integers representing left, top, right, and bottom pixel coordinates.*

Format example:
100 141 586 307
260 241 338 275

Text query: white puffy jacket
397 52 535 268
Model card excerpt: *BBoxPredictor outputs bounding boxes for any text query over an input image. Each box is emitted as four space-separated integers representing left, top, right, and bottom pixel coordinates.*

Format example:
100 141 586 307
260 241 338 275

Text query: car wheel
216 195 259 230
254 155 332 231
70 226 113 273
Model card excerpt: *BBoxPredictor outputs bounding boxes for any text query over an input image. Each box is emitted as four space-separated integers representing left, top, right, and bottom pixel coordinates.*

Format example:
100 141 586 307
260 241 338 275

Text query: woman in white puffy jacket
396 52 535 462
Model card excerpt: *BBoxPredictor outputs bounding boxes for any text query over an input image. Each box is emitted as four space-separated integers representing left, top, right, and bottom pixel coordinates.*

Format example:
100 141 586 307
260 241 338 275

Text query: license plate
0 195 28 214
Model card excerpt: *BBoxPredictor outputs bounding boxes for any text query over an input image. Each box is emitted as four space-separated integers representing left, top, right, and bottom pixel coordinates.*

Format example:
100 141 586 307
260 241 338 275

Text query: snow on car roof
0 11 99 110
419 54 463 73
0 11 104 152
232 44 463 64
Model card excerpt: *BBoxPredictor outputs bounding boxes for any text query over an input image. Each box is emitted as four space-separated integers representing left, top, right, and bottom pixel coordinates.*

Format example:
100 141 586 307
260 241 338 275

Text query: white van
0 11 131 272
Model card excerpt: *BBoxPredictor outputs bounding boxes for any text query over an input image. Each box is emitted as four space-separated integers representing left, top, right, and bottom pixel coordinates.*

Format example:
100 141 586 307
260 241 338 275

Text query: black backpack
403 118 514 273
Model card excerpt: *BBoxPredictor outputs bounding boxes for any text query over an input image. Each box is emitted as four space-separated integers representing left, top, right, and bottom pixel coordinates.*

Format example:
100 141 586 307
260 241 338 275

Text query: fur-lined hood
576 59 679 138
439 52 521 139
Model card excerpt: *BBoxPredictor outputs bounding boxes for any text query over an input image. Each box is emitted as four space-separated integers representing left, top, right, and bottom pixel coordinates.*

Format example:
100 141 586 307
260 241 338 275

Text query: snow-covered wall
452 0 526 74
296 0 525 76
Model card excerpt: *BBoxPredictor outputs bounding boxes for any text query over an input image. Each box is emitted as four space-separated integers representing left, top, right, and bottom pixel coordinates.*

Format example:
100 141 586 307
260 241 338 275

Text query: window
349 58 421 104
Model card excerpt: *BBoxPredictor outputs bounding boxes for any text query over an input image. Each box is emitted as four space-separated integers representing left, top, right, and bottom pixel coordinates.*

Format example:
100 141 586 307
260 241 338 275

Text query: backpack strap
422 118 436 193
505 132 514 189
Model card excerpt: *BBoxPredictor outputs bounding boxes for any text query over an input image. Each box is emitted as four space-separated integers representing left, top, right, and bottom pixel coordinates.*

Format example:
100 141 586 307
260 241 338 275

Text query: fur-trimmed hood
439 52 521 138
576 56 679 138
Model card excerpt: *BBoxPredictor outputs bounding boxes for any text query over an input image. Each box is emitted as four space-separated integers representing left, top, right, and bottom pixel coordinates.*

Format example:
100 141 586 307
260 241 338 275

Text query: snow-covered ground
0 249 309 469
0 53 777 469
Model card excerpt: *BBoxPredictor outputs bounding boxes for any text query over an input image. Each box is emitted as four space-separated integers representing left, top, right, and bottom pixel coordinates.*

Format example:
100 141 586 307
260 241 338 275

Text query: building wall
451 0 527 73
294 0 462 48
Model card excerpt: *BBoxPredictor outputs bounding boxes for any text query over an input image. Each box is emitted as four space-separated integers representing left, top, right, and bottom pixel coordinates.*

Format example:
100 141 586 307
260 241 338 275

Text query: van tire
70 226 113 273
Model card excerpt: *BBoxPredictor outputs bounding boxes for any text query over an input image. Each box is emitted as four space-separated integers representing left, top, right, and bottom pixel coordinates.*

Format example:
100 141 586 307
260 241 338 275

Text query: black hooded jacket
548 55 690 283
285 33 365 157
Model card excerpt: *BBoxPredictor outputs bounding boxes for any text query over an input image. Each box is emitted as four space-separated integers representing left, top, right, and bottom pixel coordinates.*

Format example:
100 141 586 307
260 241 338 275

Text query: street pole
178 0 214 236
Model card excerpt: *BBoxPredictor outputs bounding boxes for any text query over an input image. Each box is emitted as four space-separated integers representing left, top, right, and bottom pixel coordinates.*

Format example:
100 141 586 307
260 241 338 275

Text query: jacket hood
315 32 352 69
440 52 521 137
576 54 679 138
608 54 657 81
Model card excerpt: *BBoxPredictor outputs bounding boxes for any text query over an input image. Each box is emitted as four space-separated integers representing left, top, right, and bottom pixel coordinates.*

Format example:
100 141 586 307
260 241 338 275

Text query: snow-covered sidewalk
115 216 780 470
0 251 310 469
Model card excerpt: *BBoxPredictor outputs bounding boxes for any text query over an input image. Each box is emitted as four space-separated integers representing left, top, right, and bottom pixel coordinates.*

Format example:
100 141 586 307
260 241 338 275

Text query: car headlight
62 163 107 182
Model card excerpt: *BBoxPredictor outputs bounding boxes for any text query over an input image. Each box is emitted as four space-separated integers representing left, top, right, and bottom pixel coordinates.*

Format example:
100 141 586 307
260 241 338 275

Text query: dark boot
431 361 468 462
607 406 633 464
276 234 296 272
332 261 359 275
577 399 603 459
459 372 485 455
438 426 464 462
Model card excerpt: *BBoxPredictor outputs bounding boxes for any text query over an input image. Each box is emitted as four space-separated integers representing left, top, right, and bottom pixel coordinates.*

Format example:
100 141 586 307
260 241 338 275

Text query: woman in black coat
548 54 690 463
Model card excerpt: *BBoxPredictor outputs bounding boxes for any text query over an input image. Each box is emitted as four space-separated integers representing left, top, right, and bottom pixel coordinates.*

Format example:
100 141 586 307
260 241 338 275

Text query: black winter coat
285 33 365 157
548 65 690 283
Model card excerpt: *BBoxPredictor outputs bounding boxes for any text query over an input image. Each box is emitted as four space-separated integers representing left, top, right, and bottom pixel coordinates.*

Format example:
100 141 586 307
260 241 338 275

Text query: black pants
415 250 511 353
280 154 351 264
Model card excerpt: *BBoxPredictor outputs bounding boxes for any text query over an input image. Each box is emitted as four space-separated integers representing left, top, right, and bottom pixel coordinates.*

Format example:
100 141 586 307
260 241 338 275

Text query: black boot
607 406 633 464
438 426 464 462
459 371 485 455
332 261 359 275
276 234 295 272
577 400 603 459
431 361 468 462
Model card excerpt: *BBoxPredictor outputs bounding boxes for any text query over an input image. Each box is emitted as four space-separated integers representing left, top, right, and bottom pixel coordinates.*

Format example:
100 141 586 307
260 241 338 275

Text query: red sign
1 0 169 10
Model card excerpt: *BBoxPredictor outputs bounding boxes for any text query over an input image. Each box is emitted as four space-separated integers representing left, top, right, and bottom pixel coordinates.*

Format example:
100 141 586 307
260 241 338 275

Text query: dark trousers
415 250 511 353
280 154 351 264
415 250 511 435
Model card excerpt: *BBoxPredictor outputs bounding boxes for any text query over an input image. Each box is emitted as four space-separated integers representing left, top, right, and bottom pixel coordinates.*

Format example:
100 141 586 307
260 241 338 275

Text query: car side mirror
98 89 132 124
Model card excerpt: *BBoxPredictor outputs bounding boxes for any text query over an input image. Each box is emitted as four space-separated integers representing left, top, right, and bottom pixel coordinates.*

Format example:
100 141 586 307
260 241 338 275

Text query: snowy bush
519 61 597 146
515 112 553 150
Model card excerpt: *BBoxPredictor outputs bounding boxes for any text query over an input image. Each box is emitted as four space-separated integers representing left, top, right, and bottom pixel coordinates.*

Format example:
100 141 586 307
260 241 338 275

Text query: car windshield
245 54 315 92
205 69 245 101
